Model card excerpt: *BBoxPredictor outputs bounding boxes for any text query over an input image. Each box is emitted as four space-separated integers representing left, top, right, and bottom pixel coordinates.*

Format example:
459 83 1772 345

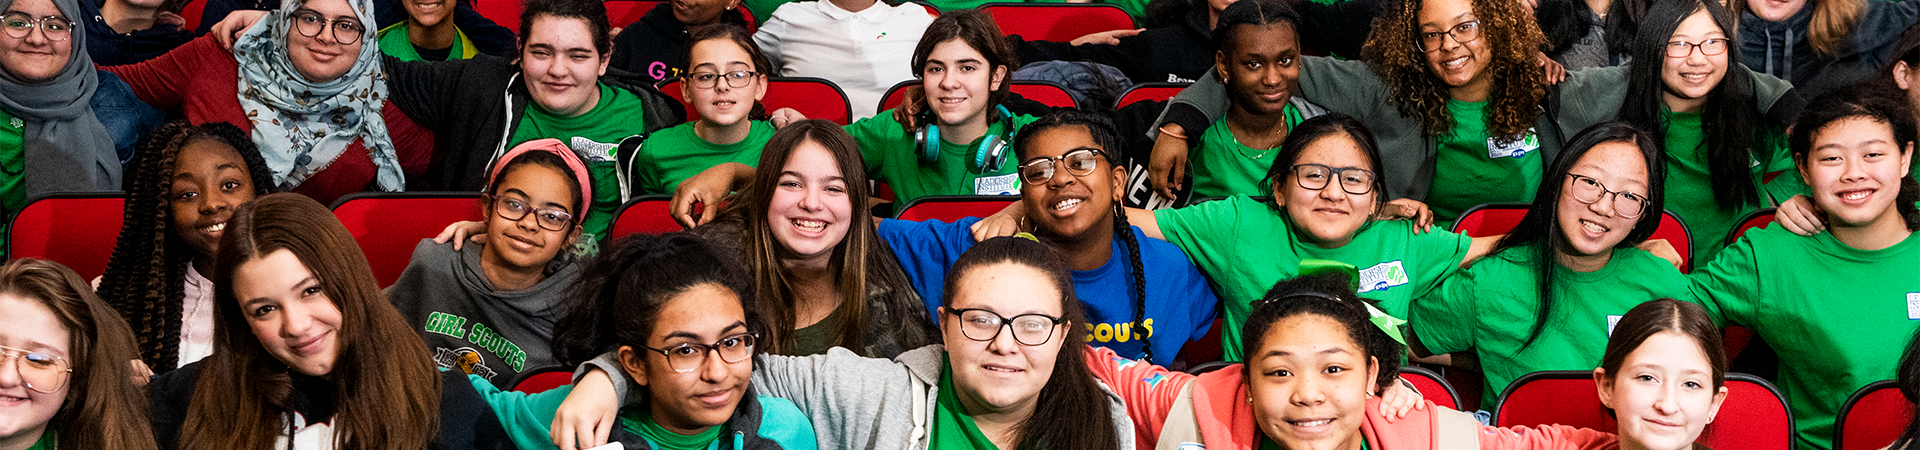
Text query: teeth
941 98 963 104
793 219 825 230
1444 57 1467 68
1054 198 1081 210
202 223 226 233
1842 191 1871 200
1292 419 1332 427
1581 220 1606 234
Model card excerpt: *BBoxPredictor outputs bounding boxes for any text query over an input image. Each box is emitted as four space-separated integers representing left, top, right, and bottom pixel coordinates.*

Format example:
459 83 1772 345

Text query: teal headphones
914 104 1017 173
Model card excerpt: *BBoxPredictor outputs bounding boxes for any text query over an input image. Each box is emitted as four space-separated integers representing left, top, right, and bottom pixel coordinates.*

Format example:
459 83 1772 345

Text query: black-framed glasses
0 13 72 41
945 308 1066 346
1418 20 1480 52
688 70 758 89
1291 164 1375 195
1017 148 1106 185
0 344 70 394
1665 38 1729 58
637 333 758 373
489 195 575 231
1566 173 1649 218
289 10 364 43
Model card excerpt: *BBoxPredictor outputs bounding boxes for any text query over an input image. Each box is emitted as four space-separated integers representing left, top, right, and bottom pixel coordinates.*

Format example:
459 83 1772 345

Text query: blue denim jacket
92 70 164 167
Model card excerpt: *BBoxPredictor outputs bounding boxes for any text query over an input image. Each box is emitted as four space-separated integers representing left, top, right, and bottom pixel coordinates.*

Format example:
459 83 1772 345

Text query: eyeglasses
490 195 575 231
1291 164 1375 195
1665 38 1729 58
638 333 758 373
1017 148 1106 185
687 70 758 89
0 344 70 394
945 308 1066 346
289 11 364 43
1418 20 1480 52
0 13 72 41
1566 173 1649 218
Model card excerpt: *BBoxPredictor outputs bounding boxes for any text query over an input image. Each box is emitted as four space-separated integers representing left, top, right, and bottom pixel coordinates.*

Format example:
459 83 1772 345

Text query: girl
472 233 817 450
146 193 513 450
1892 329 1920 450
388 138 591 389
99 121 278 374
1409 121 1692 408
554 236 1132 450
634 23 777 196
1180 0 1317 199
609 0 752 85
1741 0 1920 101
879 111 1218 366
1687 82 1920 450
0 258 157 450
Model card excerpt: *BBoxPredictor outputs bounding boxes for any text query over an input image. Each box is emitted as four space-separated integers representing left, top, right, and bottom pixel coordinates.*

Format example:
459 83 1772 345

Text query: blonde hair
1809 0 1866 57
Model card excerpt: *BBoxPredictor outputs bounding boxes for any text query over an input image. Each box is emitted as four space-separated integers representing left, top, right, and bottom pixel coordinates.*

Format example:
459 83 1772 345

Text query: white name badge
1487 131 1541 159
1907 293 1920 320
975 173 1019 195
1607 315 1623 336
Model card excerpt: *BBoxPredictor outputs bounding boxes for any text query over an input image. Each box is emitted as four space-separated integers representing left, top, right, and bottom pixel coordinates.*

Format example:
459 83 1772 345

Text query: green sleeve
1152 195 1247 263
847 113 904 178
1407 227 1473 300
1685 236 1764 327
466 374 571 450
1409 259 1485 355
635 134 667 195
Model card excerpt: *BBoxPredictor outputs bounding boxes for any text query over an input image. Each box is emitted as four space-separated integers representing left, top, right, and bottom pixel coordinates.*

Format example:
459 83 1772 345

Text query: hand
210 10 270 51
1536 51 1566 85
1375 199 1434 233
1774 194 1824 236
891 85 928 133
130 359 153 387
1070 28 1143 46
551 369 619 450
1518 0 1539 9
969 201 1030 242
769 108 808 128
671 163 746 228
1376 377 1428 422
1148 126 1191 201
431 220 488 251
1637 239 1684 271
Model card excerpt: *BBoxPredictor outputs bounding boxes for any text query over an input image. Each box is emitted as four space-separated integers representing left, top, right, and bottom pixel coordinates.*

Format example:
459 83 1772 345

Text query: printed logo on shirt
1486 130 1540 159
569 137 619 162
975 173 1019 195
1085 319 1152 343
1607 315 1623 336
7 118 19 129
1907 293 1920 320
433 346 501 381
422 311 530 371
1143 372 1170 387
1358 261 1410 293
1165 74 1196 84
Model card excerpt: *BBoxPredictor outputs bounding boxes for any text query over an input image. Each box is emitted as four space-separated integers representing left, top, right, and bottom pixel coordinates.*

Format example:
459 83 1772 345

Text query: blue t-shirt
878 217 1219 366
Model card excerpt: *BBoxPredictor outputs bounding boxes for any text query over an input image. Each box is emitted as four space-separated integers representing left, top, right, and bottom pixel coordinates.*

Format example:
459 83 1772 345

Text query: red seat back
978 2 1134 42
893 195 1018 222
1497 371 1793 450
1174 318 1223 369
606 0 664 27
1726 208 1777 245
1651 210 1691 273
1010 81 1078 109
475 0 523 34
1451 203 1692 272
177 0 209 31
509 367 573 394
1835 381 1915 450
1115 82 1189 109
8 194 125 281
609 196 683 240
878 79 915 114
1401 366 1461 411
329 193 484 288
660 77 853 125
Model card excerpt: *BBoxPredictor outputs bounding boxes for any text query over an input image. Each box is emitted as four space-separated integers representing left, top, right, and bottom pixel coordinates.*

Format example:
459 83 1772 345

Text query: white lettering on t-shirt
1486 131 1540 159
569 137 618 162
1907 293 1920 320
975 173 1019 195
1358 261 1410 293
1607 315 1623 336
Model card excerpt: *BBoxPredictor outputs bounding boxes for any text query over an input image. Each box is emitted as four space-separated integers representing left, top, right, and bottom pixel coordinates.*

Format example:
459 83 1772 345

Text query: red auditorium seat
178 0 209 31
508 366 573 393
610 195 687 240
659 76 853 125
1401 365 1462 411
1450 203 1693 272
475 0 523 34
605 0 664 27
329 193 484 288
1115 82 1189 109
893 195 1018 222
1835 381 1914 450
8 194 125 281
1496 371 1794 450
1725 208 1777 245
879 80 1080 112
978 2 1134 42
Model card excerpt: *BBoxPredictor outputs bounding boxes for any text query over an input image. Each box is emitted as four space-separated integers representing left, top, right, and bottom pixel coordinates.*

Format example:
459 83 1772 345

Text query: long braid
1112 204 1151 363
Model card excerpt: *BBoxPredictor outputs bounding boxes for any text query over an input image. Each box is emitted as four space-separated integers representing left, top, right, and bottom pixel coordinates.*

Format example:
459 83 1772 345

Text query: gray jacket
388 239 581 389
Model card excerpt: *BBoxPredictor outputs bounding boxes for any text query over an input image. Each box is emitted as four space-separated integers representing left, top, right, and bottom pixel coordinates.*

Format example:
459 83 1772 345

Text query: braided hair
98 121 275 372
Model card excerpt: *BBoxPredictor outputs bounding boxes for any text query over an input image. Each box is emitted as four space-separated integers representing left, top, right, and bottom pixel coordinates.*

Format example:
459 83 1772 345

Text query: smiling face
767 140 853 263
233 249 343 377
683 38 766 127
1246 313 1378 450
1021 126 1123 244
481 162 580 277
1418 0 1492 98
402 0 453 28
1218 23 1300 117
1746 0 1805 21
671 0 734 25
0 0 73 83
1800 116 1916 230
1660 9 1728 114
1274 132 1378 248
941 261 1067 418
619 283 752 435
1555 141 1650 263
521 15 609 117
285 0 365 83
1596 331 1727 450
0 293 67 448
170 140 258 261
922 38 1006 131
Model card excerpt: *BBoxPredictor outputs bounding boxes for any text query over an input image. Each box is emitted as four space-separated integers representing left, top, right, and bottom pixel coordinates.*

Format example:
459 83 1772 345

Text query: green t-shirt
1660 110 1793 267
790 306 842 357
1191 106 1304 199
622 409 726 450
847 109 1038 205
1 108 24 211
508 83 651 242
1411 245 1691 407
1154 195 1473 360
375 22 477 62
635 120 774 195
1688 226 1920 450
932 356 1000 450
1427 99 1543 223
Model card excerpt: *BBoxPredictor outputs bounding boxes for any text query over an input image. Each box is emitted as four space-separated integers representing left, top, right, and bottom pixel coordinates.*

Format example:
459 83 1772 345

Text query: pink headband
487 138 596 223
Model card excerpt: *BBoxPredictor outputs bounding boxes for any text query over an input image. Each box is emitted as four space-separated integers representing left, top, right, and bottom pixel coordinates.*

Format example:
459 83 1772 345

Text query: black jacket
82 0 195 66
1011 6 1214 84
149 362 513 450
609 2 754 86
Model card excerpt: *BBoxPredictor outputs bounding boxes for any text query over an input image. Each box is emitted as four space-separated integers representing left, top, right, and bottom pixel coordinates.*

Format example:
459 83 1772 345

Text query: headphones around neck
914 104 1017 173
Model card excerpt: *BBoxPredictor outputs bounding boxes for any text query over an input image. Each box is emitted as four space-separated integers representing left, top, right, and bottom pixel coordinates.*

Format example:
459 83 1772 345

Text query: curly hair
1361 0 1549 142
98 121 276 373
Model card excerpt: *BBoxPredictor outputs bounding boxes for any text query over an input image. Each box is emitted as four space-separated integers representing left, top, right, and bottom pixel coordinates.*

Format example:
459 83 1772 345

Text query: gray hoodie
388 239 581 389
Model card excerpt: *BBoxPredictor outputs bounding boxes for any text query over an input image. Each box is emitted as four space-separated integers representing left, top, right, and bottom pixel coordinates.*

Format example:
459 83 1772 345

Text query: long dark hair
683 23 773 121
942 236 1118 450
100 120 276 372
1617 0 1761 211
1242 272 1404 391
4 258 159 450
1495 121 1667 350
1894 327 1920 450
1012 111 1152 363
911 9 1017 108
1788 82 1920 232
1261 113 1391 221
551 233 757 366
186 193 442 450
